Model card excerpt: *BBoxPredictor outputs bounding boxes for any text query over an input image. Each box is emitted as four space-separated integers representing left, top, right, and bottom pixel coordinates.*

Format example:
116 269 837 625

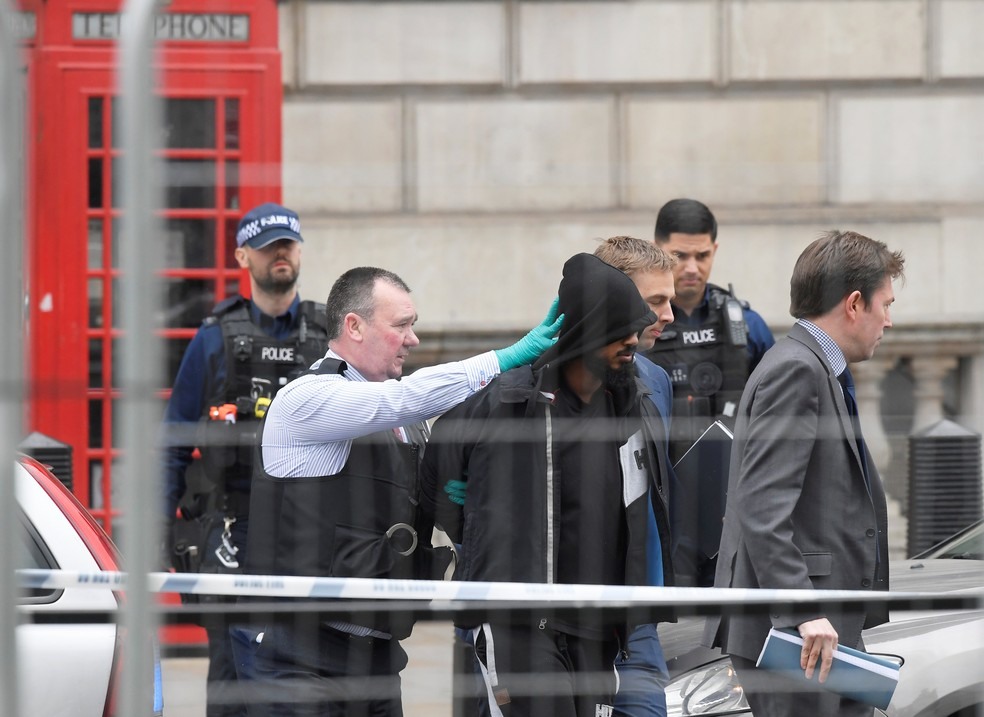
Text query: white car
662 521 984 717
15 455 164 716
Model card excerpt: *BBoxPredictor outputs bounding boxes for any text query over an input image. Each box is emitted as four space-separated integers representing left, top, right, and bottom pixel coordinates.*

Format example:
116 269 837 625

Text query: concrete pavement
161 621 456 717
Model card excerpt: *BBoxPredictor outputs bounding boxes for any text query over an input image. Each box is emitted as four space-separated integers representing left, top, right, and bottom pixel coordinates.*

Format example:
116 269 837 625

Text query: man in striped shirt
240 266 562 717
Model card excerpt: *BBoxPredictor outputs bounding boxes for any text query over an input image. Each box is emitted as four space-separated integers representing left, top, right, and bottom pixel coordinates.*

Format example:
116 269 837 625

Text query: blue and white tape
16 569 983 610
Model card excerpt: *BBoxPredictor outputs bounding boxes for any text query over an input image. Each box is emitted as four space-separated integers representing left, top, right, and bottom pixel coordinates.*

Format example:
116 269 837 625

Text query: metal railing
0 3 26 716
117 1 165 716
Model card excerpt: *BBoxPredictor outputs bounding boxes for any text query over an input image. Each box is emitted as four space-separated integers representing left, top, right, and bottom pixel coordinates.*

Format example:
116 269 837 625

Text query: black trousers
204 617 248 717
245 621 408 717
470 622 619 717
201 514 249 717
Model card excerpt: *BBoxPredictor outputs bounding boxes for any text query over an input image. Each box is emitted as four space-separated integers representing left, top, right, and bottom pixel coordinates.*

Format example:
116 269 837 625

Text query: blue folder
755 627 900 710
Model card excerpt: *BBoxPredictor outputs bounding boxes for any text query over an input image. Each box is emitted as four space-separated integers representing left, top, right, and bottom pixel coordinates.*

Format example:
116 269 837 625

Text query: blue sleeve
614 623 669 717
161 324 225 520
634 355 674 588
635 355 673 434
655 368 673 436
743 306 775 372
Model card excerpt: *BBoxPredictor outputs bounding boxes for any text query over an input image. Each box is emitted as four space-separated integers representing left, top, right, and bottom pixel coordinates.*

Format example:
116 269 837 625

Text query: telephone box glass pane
162 277 214 330
87 218 103 270
225 97 239 150
89 461 104 509
89 338 103 388
88 157 103 208
163 218 216 268
88 97 103 149
224 218 239 269
88 278 104 328
163 98 216 149
89 399 103 449
226 160 240 209
164 159 216 208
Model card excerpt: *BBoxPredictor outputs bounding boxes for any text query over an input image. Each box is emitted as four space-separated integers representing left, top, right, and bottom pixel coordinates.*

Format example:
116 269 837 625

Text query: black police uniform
189 296 327 717
241 358 452 717
644 283 750 460
643 283 749 587
197 296 329 527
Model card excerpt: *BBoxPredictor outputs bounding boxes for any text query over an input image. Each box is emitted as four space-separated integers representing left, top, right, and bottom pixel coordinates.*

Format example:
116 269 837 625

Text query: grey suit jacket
703 322 890 661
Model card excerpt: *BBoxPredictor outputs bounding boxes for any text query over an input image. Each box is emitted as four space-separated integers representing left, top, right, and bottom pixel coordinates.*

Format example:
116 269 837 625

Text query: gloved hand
493 297 564 372
444 479 468 506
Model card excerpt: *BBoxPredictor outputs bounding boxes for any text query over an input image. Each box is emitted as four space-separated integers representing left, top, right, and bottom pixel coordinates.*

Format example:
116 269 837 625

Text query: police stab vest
643 284 749 459
197 296 329 498
245 358 450 638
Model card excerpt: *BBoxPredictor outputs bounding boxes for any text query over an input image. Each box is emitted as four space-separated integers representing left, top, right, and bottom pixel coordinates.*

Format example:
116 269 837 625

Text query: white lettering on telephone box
72 13 250 42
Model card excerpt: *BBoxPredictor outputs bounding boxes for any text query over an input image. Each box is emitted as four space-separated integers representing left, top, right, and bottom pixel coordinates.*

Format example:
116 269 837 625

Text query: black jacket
420 364 675 607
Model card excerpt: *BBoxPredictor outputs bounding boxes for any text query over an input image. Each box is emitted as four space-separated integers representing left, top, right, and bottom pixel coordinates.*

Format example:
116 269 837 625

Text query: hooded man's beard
603 362 637 391
582 350 638 390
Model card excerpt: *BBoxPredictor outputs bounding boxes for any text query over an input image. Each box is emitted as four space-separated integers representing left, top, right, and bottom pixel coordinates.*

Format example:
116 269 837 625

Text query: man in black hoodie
420 253 675 717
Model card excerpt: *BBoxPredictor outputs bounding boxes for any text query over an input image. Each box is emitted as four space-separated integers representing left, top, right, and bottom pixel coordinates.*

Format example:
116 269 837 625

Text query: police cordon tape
16 569 984 614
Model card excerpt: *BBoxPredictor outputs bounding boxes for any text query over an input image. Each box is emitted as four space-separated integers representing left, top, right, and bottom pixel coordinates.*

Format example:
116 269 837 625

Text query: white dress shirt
261 348 500 477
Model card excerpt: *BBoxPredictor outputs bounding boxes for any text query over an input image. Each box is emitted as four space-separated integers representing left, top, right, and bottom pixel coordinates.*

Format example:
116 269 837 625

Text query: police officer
644 198 775 586
240 267 562 717
162 202 328 717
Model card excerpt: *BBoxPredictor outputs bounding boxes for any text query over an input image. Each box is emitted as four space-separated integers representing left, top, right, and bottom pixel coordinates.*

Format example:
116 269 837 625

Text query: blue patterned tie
838 367 869 489
839 367 880 566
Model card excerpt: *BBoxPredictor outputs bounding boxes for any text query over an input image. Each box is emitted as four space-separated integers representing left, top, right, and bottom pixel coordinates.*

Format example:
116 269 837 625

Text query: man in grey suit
704 230 905 716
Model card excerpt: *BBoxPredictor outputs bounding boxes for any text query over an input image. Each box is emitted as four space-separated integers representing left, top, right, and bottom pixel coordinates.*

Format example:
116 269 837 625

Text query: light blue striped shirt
261 348 500 477
260 348 500 639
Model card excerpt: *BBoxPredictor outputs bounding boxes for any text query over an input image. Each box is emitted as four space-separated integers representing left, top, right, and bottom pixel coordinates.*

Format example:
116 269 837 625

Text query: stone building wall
276 0 984 458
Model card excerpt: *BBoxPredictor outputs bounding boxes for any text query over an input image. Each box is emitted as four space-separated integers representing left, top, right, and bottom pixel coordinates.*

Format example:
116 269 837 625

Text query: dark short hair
325 267 411 340
790 230 905 319
654 198 718 243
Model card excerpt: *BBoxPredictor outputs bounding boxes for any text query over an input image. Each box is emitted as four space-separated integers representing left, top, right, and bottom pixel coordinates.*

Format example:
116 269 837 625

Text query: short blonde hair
593 235 677 276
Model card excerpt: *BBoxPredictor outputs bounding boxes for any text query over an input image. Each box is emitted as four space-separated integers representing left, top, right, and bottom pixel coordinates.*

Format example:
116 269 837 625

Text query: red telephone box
21 0 284 646
25 0 282 536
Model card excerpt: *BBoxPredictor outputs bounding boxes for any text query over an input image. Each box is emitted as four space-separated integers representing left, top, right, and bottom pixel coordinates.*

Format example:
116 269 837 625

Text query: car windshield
916 521 984 560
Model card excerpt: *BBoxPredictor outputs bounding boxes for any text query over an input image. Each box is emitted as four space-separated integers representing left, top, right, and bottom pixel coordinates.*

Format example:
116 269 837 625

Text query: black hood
534 253 656 369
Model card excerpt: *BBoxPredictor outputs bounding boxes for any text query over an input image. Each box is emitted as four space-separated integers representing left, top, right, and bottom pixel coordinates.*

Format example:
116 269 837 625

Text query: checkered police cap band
236 203 304 249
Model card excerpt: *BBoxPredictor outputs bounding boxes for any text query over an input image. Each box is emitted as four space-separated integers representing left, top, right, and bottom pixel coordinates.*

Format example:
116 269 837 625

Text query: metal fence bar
118 1 164 716
0 3 25 715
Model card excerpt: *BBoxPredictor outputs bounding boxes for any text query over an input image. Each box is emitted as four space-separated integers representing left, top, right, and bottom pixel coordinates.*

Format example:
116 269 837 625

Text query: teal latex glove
493 297 564 372
444 479 468 506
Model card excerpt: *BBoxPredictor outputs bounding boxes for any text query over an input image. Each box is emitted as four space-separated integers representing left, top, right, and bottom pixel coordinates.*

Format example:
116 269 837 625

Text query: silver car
16 455 165 716
662 521 984 717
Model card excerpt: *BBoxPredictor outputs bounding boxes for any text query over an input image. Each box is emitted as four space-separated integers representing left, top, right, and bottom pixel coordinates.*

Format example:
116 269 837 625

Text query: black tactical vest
244 358 450 638
644 284 749 461
197 296 329 498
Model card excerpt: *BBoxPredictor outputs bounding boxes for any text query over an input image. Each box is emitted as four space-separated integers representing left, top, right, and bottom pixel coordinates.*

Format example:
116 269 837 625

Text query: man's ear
342 312 364 342
234 246 249 269
844 289 864 322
